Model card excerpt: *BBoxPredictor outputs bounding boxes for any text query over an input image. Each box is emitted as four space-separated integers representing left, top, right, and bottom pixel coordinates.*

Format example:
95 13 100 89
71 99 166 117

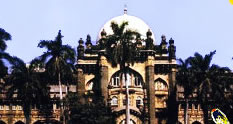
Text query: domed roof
97 10 156 44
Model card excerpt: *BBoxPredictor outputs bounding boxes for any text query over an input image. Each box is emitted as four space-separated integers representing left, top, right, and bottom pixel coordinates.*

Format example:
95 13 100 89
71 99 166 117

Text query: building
0 9 218 124
76 9 179 124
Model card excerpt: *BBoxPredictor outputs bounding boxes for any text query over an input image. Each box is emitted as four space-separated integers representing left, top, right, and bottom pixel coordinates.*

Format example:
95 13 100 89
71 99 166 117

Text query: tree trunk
125 73 130 124
202 104 209 124
184 99 189 124
58 72 65 124
24 105 31 124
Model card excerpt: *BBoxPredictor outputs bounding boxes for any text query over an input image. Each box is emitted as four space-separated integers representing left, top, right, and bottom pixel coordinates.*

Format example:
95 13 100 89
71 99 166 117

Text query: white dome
97 13 156 44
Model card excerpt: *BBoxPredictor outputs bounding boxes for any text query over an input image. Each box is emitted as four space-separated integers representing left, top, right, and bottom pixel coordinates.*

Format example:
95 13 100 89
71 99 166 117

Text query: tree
177 58 195 124
5 57 47 124
67 95 115 124
0 28 12 79
100 21 140 124
189 51 231 124
38 30 76 123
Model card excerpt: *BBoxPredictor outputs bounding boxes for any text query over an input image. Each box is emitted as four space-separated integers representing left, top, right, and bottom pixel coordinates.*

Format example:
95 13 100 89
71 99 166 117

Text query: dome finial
124 4 127 14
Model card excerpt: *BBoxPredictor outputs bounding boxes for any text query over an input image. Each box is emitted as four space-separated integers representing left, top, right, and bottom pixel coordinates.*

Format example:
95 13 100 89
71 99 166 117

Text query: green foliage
177 50 233 124
0 28 12 79
0 28 11 51
101 21 140 69
5 57 49 124
66 94 115 124
166 85 179 124
38 30 76 85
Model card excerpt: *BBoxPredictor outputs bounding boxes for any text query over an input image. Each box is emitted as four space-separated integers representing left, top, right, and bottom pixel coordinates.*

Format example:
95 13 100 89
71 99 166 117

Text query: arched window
87 81 93 91
111 74 120 87
15 121 25 124
110 70 143 88
136 96 143 106
86 79 95 91
111 96 118 105
192 121 201 124
123 97 131 106
120 119 136 124
134 77 142 87
122 73 131 86
155 79 168 91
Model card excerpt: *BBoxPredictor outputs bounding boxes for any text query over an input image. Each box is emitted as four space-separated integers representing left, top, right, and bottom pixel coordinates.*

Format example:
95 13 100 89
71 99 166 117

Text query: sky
0 0 233 69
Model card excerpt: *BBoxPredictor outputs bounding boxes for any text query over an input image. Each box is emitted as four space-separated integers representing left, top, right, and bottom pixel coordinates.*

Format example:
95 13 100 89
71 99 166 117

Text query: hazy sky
1 0 233 69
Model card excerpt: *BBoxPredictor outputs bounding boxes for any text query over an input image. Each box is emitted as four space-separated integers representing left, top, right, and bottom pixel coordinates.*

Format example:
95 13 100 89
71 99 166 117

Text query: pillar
146 65 155 124
100 66 108 104
8 104 13 124
77 69 85 104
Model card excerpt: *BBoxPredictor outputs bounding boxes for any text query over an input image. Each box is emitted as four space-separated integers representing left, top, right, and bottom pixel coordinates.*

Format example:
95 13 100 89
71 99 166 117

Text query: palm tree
177 58 195 124
38 30 76 123
101 21 140 124
0 28 12 79
5 57 46 124
189 51 231 124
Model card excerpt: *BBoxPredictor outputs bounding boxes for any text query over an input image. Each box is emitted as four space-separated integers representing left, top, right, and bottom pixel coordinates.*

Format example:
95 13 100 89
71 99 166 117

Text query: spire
124 4 127 14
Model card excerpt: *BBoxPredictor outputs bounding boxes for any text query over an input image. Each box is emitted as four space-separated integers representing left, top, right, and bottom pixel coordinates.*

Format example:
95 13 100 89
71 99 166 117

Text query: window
5 105 9 110
181 103 185 110
120 119 136 124
12 106 16 110
123 97 131 106
0 105 3 110
189 103 192 109
194 104 198 110
17 105 22 110
136 97 143 107
155 81 168 91
134 77 142 87
111 97 118 105
112 76 120 87
87 81 93 91
122 73 131 86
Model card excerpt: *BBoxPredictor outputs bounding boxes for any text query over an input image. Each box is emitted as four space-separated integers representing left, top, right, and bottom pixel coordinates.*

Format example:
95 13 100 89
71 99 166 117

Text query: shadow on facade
15 121 25 124
0 120 6 124
192 121 201 124
33 120 61 124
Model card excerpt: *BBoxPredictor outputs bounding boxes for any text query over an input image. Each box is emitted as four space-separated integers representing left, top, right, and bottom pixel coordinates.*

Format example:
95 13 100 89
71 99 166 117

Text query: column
146 65 155 124
100 66 108 104
77 68 85 104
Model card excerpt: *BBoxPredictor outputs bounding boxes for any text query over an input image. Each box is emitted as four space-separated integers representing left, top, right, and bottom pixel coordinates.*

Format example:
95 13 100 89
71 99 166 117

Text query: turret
100 29 106 38
160 35 168 54
85 34 92 49
77 38 84 59
168 38 176 59
136 34 142 48
145 29 154 50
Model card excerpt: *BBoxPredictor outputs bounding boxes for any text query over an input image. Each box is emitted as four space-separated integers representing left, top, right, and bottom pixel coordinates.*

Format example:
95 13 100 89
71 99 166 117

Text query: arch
136 96 143 106
110 68 144 87
192 121 201 124
15 121 25 124
120 119 136 124
116 113 141 124
154 78 168 91
0 120 6 124
86 79 94 91
111 96 118 105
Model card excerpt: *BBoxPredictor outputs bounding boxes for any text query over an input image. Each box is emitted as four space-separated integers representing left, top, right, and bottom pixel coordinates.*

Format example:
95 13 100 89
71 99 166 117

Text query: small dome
97 13 156 44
